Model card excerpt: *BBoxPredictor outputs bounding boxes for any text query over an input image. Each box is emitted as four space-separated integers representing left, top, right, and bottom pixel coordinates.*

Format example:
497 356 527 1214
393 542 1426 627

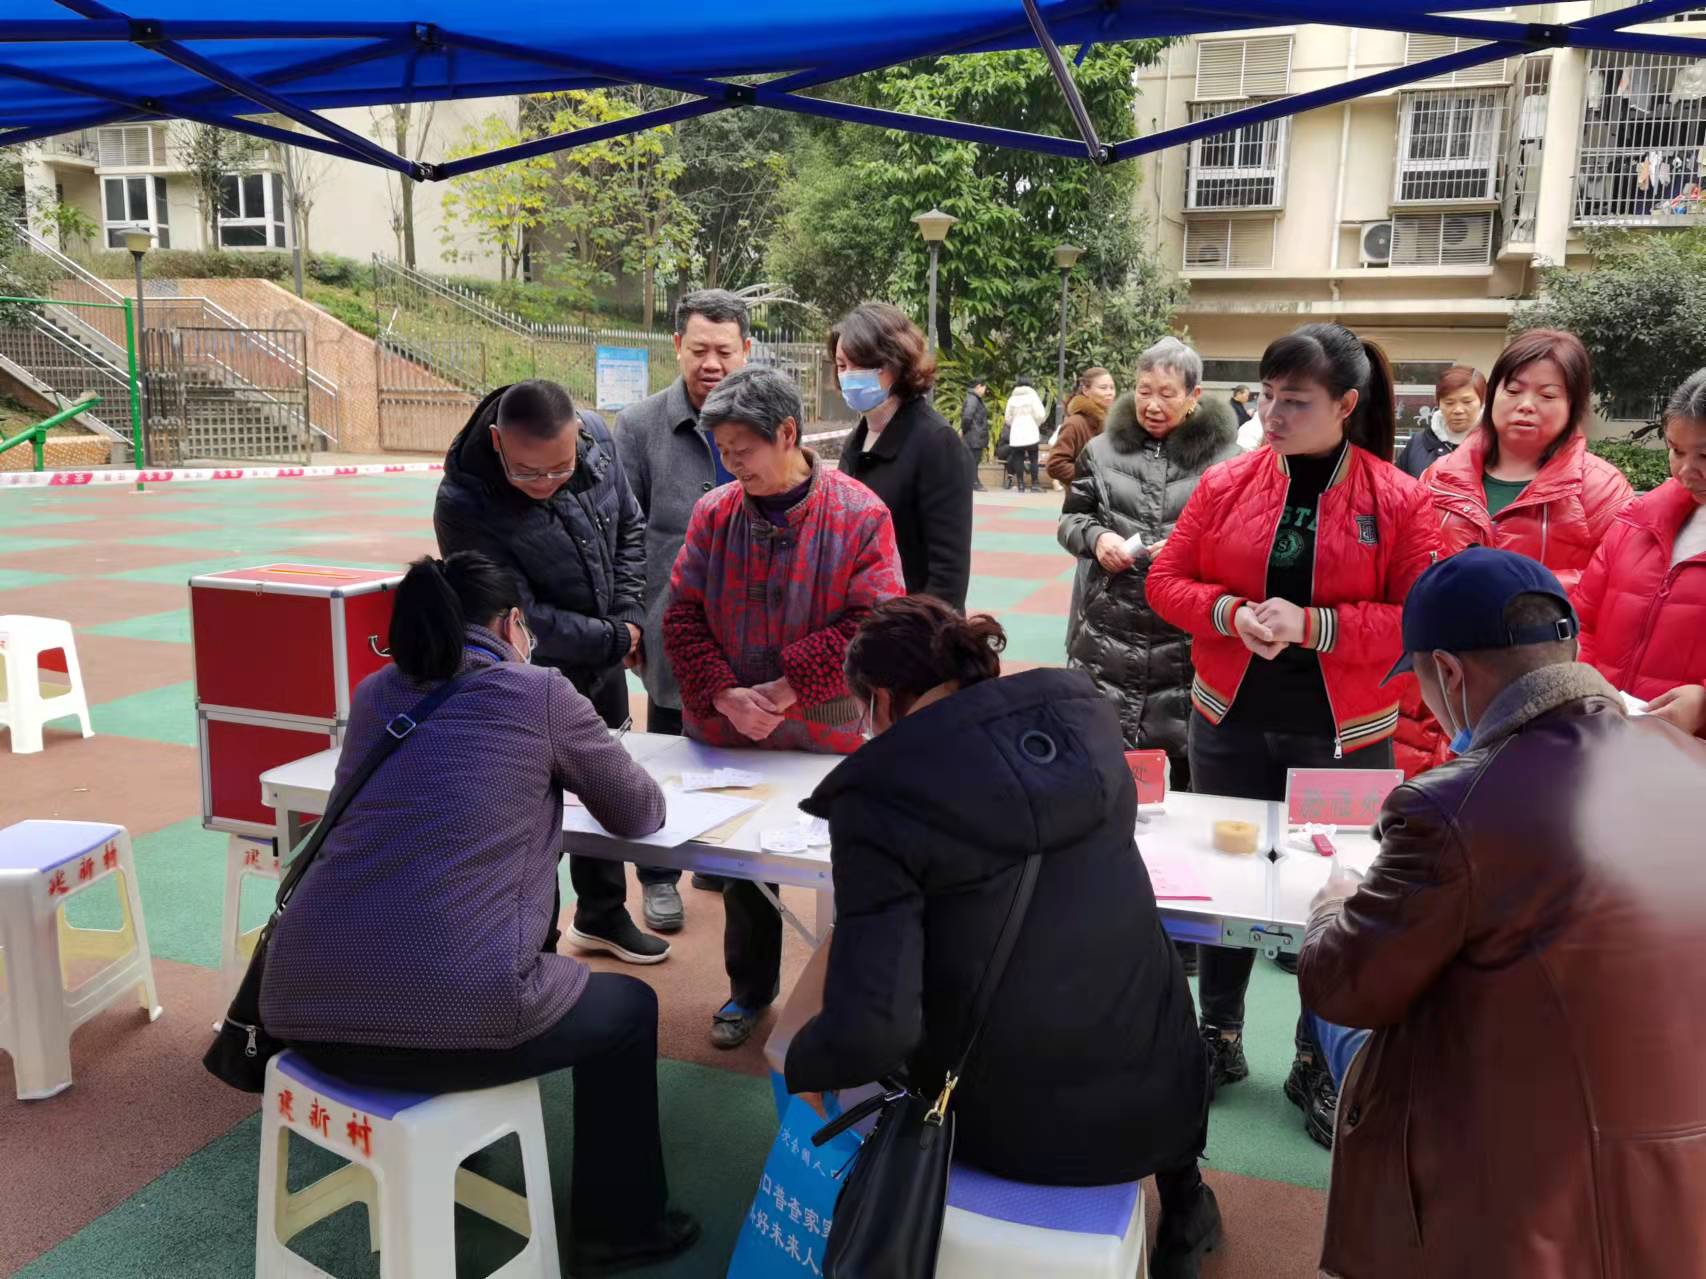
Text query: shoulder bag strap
927 851 1042 1122
274 673 466 910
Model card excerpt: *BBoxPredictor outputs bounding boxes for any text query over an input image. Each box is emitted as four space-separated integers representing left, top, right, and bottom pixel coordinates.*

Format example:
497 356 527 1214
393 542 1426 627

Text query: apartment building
1135 0 1706 421
18 99 514 276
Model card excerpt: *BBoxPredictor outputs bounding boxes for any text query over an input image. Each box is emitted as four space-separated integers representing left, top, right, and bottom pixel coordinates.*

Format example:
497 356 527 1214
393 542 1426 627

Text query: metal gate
142 326 311 463
376 335 479 454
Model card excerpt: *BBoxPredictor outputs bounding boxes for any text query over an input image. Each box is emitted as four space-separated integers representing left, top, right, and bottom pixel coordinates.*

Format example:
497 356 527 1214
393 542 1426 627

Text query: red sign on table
1285 768 1404 827
1124 750 1169 806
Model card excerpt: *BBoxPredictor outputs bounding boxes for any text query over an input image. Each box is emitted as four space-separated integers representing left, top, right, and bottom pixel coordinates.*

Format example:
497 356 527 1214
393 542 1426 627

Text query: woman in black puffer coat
1058 338 1239 790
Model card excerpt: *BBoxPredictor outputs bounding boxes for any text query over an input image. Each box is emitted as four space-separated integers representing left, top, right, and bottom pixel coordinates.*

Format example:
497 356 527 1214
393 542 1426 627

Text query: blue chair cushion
946 1164 1141 1238
276 1051 435 1121
0 821 122 874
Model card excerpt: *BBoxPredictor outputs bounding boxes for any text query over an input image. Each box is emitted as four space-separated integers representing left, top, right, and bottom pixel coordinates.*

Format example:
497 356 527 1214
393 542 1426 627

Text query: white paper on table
1146 854 1213 901
1622 691 1650 716
679 767 765 792
562 788 760 848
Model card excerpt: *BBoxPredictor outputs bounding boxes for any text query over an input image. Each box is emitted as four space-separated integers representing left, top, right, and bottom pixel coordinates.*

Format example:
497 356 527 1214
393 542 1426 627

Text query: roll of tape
1212 819 1259 855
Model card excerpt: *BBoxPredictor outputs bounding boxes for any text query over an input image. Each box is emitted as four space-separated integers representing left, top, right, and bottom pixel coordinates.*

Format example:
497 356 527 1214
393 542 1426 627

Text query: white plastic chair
220 835 279 1002
257 1051 561 1279
936 1164 1148 1279
0 615 94 754
0 820 162 1100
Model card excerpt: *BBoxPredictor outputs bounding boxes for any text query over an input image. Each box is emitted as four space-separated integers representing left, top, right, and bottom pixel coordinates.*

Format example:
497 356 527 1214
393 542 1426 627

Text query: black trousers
645 701 683 736
572 669 678 929
1007 444 1039 488
292 973 667 1245
965 440 986 487
724 878 783 1011
1187 712 1394 1036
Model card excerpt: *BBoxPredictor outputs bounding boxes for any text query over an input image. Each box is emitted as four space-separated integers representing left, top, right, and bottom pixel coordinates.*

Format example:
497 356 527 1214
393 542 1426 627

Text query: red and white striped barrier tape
0 461 445 489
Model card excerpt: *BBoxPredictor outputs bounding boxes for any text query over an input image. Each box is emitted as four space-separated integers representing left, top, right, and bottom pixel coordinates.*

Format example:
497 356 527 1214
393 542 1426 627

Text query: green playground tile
0 566 66 590
134 528 351 555
104 554 396 584
966 530 1068 555
88 680 197 747
965 576 1055 615
989 611 1070 666
86 609 193 644
59 817 235 969
0 534 83 554
17 1058 780 1279
984 504 1064 523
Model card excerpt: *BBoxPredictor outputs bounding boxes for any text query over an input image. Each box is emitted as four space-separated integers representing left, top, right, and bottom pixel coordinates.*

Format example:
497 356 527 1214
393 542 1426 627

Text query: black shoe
1175 942 1198 979
566 917 670 965
690 873 726 892
1304 1068 1339 1150
1272 950 1300 975
1283 1052 1321 1113
710 1000 764 1050
641 882 684 933
1201 1024 1249 1097
569 1208 702 1276
1151 1183 1223 1279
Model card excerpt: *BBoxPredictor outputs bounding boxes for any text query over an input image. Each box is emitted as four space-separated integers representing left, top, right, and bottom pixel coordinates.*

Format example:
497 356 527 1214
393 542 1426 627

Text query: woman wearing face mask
1146 322 1439 1147
1002 376 1050 492
1397 365 1485 479
261 552 703 1275
1045 365 1118 486
1577 367 1706 739
1423 330 1633 592
1059 338 1240 788
832 302 974 612
785 595 1223 1278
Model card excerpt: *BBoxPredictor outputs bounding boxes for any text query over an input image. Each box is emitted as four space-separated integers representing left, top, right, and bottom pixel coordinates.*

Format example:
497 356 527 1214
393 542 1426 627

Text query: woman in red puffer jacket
1147 323 1438 1138
1395 330 1637 775
1577 369 1706 739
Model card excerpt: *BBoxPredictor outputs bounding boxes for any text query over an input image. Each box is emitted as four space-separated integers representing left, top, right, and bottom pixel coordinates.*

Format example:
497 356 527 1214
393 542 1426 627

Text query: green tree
439 113 557 282
766 42 1183 390
1516 227 1706 431
171 122 264 249
675 109 795 291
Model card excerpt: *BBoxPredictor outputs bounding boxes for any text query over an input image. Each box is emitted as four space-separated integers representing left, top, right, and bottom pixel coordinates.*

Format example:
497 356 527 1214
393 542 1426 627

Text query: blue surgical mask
840 369 889 414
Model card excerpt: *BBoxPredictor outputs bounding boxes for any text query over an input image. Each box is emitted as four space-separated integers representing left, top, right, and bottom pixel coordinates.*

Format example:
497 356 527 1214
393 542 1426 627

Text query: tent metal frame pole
1021 0 1106 162
753 89 1088 158
430 95 735 179
436 30 738 103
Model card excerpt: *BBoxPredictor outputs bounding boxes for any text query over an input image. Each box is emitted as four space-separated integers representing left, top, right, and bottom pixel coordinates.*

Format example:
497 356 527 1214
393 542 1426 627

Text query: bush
1590 438 1671 492
304 285 379 339
84 248 295 282
305 254 371 291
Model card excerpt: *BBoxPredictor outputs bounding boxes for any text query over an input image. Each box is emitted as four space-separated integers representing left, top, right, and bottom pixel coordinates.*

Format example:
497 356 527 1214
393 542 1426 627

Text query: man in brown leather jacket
1298 548 1706 1279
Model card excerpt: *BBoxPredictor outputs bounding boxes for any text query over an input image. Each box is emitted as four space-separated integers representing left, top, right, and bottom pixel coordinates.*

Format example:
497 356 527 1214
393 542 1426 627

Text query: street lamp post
1052 243 1083 430
912 208 958 353
123 229 152 468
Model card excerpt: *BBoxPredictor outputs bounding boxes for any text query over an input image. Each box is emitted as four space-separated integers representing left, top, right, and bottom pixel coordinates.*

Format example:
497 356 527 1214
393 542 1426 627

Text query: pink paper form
1146 855 1213 901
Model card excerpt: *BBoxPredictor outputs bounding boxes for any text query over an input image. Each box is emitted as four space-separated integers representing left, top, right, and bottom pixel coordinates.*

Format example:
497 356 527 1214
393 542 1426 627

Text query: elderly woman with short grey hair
662 364 905 1049
1058 337 1240 792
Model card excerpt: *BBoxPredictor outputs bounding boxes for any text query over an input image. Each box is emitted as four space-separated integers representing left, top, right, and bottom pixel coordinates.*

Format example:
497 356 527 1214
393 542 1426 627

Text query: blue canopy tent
5 0 1706 180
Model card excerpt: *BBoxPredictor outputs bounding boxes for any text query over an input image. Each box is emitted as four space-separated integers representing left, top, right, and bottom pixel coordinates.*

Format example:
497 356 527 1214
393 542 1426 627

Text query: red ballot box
189 563 401 835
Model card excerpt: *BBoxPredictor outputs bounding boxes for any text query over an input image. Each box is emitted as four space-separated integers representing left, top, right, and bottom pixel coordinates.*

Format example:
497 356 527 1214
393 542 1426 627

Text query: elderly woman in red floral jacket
664 365 904 1049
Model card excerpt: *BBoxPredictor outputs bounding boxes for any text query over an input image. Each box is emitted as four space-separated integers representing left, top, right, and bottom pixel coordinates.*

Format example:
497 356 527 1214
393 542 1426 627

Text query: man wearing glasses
435 379 671 965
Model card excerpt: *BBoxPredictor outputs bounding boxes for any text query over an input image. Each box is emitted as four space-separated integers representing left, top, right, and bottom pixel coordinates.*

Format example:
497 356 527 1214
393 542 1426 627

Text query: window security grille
1186 103 1289 210
1394 88 1506 203
1576 51 1706 225
1502 57 1552 243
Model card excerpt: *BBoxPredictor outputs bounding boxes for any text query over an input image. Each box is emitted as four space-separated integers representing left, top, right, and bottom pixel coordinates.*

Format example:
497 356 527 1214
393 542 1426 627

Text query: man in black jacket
960 380 989 491
434 379 671 964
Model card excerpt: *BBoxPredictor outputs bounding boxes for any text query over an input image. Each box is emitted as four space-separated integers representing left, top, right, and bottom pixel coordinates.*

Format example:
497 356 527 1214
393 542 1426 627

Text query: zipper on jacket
1313 475 1342 759
1625 553 1703 686
1540 504 1549 564
1223 463 1292 715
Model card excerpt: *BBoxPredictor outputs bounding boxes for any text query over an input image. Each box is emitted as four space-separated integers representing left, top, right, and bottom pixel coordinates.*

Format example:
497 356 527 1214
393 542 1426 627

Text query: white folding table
258 733 1382 954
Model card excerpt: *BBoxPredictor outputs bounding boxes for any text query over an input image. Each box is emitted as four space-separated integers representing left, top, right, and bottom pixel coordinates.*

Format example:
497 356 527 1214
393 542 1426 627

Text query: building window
1394 89 1505 204
1186 103 1289 210
218 171 289 249
1182 217 1277 270
1403 34 1509 88
1194 36 1293 100
102 174 171 249
95 125 167 168
1576 51 1706 225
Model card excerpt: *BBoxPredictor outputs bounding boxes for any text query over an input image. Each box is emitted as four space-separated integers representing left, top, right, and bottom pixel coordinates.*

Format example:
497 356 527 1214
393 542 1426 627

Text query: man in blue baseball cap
1294 547 1706 1279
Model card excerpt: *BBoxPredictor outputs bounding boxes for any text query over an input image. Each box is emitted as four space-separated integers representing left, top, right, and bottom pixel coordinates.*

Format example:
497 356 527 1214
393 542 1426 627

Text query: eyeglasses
496 434 577 484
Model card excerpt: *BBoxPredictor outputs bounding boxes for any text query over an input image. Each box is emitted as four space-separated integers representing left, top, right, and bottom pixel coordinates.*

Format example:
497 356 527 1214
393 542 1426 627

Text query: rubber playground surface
2 474 1330 1278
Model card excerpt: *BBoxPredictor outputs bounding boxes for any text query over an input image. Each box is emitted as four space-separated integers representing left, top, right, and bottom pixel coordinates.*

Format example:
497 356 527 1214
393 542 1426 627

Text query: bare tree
278 143 332 258
170 122 263 249
370 103 438 267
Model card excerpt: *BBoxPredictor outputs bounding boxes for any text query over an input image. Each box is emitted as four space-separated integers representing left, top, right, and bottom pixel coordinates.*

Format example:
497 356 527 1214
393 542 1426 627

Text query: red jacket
1423 431 1634 594
1147 444 1439 757
1578 478 1706 709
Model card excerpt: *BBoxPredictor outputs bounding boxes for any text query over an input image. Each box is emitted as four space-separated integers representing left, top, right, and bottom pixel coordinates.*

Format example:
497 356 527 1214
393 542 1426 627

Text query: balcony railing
1184 104 1289 211
1502 57 1551 245
1575 52 1706 225
39 131 97 163
1393 88 1506 205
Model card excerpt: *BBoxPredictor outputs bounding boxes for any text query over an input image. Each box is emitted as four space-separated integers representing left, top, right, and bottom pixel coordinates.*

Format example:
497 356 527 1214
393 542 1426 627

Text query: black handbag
201 675 466 1093
810 852 1041 1279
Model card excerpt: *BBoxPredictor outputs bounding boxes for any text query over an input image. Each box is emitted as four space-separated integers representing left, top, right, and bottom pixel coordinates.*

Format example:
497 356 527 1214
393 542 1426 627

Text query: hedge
1589 438 1671 492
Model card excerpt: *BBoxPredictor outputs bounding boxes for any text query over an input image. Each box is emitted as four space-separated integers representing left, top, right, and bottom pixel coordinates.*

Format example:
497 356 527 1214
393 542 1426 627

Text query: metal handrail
374 254 534 338
0 394 101 471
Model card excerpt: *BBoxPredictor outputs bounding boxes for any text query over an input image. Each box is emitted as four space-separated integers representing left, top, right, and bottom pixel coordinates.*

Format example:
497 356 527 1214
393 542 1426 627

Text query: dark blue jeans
1187 712 1394 1035
1306 1014 1371 1089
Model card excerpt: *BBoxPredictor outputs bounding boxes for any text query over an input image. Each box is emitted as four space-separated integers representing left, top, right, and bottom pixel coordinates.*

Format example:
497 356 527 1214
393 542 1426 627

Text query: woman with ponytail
1146 323 1440 1146
261 552 702 1273
784 595 1223 1277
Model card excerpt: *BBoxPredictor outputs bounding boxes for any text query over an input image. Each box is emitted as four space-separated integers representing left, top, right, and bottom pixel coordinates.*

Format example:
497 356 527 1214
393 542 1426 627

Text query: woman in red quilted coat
1397 330 1637 774
1147 322 1439 1148
662 366 905 1052
1578 369 1706 739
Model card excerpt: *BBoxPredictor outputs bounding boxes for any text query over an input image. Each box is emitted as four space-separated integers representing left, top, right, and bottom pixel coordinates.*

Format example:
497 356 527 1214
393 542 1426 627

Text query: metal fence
144 326 311 464
1576 50 1706 225
1502 56 1552 244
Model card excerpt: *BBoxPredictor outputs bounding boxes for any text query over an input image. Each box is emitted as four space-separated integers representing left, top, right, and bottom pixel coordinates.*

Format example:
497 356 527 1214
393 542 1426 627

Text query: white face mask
511 610 536 665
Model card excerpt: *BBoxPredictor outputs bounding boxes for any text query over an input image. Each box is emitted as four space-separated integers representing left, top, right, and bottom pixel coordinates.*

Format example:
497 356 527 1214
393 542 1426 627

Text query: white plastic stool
0 820 162 1100
221 835 280 1002
935 1164 1147 1279
258 1051 561 1279
0 615 94 754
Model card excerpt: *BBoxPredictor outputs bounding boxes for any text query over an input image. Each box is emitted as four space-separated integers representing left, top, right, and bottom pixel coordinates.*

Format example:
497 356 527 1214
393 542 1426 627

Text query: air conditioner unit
1360 221 1393 266
1441 213 1491 262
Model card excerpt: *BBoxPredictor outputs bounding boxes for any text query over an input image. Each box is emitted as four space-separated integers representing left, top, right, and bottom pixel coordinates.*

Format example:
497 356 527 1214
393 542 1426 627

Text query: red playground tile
970 550 1072 580
1013 578 1076 615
